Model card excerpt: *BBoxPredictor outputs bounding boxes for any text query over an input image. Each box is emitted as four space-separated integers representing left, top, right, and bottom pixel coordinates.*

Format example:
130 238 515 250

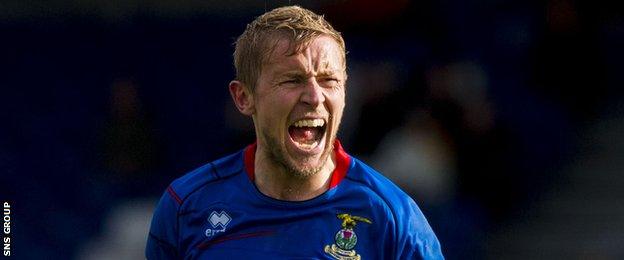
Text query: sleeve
146 187 181 259
396 199 444 260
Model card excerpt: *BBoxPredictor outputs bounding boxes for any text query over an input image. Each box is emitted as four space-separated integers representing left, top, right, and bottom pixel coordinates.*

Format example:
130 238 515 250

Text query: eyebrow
277 69 339 79
280 71 305 78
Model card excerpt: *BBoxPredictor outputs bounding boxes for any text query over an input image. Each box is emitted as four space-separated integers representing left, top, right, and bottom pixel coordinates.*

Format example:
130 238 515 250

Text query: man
146 6 443 259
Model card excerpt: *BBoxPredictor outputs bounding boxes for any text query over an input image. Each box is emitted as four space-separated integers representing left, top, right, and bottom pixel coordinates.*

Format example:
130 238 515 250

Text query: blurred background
2 0 624 259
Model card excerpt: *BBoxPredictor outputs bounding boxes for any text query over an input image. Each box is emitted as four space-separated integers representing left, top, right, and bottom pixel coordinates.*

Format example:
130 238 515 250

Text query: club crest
324 213 372 260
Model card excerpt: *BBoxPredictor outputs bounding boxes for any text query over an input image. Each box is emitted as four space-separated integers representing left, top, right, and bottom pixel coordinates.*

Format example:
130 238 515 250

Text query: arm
396 199 444 260
146 187 181 259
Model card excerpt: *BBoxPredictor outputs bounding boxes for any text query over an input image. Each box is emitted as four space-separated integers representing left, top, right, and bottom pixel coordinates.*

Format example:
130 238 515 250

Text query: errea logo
205 211 231 237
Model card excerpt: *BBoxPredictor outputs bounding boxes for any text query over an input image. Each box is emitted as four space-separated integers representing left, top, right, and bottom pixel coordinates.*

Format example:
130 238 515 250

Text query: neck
254 148 336 201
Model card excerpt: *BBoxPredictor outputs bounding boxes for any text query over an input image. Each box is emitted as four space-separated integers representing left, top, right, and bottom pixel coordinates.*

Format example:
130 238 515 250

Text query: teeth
295 140 319 149
292 119 325 128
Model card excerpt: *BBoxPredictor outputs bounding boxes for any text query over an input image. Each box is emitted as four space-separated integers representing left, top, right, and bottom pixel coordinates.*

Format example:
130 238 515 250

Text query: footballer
146 6 443 259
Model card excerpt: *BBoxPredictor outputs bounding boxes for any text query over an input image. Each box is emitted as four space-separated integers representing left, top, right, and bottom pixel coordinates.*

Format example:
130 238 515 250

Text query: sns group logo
205 211 231 237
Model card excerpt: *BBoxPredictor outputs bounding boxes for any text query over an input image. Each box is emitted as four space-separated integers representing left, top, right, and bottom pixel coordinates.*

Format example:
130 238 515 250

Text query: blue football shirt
146 141 443 259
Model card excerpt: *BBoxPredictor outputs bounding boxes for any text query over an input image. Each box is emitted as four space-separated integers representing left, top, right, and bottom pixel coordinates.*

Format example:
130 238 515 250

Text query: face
252 35 346 177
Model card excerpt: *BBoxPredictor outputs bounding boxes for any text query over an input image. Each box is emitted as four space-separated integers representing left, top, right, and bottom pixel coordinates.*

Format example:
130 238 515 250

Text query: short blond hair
233 6 346 92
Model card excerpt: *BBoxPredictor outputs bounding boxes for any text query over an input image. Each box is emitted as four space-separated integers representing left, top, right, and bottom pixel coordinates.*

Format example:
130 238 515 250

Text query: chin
262 123 336 178
285 156 326 178
286 137 335 178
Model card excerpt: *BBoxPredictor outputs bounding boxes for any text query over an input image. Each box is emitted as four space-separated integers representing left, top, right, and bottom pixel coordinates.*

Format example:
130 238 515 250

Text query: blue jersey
146 141 443 259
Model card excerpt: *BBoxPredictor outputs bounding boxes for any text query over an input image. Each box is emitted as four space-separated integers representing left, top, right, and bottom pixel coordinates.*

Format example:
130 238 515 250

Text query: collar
243 140 351 189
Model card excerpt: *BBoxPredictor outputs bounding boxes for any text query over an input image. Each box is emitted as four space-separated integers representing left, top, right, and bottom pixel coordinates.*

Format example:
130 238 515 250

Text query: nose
300 78 325 107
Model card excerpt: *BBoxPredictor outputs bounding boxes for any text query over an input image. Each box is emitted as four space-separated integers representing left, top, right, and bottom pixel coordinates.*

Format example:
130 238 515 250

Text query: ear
229 80 255 116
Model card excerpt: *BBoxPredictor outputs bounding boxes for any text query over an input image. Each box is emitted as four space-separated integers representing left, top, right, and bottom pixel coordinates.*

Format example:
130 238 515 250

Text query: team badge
324 213 372 260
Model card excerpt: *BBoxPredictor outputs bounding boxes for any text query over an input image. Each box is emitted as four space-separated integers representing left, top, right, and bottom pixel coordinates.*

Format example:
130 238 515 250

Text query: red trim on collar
242 140 351 189
328 140 351 189
243 142 257 181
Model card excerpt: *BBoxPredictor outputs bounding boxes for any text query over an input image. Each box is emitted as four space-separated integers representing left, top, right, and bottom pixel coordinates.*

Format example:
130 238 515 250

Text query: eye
320 77 340 87
280 78 303 86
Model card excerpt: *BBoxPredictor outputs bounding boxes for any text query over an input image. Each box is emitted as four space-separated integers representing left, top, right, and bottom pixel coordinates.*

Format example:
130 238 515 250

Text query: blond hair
233 6 346 92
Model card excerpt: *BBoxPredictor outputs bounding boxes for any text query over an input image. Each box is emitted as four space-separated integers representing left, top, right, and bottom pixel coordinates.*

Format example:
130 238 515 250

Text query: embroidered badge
324 213 372 260
205 211 231 237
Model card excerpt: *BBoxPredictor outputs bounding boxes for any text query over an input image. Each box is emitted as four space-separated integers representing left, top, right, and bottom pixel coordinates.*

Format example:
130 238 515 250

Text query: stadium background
2 0 624 258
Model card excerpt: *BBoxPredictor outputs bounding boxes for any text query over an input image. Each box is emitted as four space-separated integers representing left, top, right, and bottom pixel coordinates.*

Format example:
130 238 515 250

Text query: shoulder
167 148 244 205
346 157 416 211
345 157 426 228
346 157 444 258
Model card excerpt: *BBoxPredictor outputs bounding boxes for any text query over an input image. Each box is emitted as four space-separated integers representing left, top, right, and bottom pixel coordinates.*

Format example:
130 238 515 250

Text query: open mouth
287 118 327 150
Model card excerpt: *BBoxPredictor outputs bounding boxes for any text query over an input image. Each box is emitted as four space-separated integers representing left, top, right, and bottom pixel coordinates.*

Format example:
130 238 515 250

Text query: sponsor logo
205 211 231 237
324 213 372 260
